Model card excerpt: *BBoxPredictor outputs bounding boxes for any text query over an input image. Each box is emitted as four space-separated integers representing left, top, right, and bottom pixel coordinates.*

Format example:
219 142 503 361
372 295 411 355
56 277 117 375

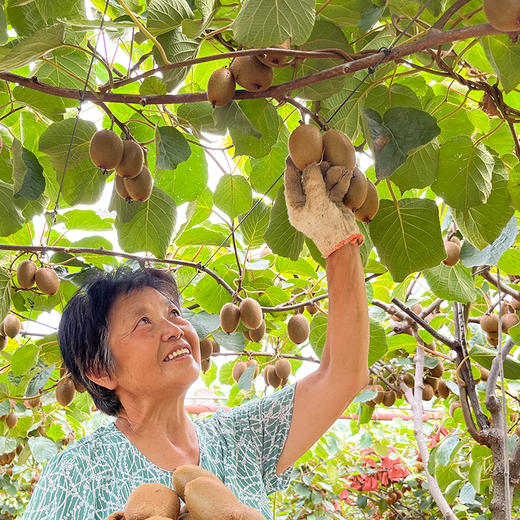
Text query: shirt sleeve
22 449 96 520
230 382 297 494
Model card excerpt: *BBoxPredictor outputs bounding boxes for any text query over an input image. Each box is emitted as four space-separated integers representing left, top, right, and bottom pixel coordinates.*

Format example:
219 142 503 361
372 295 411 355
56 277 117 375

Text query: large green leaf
0 180 25 237
264 188 304 261
240 199 271 248
176 226 230 247
11 343 39 376
469 344 520 379
432 136 494 213
507 163 520 212
232 0 314 47
423 263 478 303
368 319 387 366
147 0 194 35
453 159 514 249
482 34 520 92
12 139 45 201
115 187 177 258
13 86 73 121
213 174 252 219
363 107 440 179
369 198 445 283
155 126 191 170
0 267 10 323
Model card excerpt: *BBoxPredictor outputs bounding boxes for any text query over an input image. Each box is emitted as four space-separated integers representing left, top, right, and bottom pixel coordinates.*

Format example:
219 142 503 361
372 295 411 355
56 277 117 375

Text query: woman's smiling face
105 286 201 396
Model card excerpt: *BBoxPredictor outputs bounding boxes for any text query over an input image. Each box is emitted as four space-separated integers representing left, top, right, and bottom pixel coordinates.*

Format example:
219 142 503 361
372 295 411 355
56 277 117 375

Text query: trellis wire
45 0 111 246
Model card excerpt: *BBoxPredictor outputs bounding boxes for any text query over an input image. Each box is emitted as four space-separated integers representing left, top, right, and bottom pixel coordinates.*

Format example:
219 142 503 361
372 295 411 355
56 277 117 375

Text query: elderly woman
22 162 369 520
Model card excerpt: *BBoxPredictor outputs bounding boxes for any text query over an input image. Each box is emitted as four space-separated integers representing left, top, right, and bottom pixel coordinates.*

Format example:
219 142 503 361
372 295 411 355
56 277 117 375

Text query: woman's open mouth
163 347 190 362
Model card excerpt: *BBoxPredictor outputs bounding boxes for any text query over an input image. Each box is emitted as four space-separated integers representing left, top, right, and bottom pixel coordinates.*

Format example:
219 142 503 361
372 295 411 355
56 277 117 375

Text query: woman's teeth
164 348 190 361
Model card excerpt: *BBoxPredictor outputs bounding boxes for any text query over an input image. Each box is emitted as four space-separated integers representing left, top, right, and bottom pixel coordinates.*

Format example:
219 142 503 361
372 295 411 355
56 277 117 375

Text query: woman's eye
169 308 181 317
138 317 151 326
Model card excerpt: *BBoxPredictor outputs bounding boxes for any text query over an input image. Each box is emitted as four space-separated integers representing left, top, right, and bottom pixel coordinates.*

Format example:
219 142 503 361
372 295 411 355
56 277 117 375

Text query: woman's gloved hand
284 158 364 258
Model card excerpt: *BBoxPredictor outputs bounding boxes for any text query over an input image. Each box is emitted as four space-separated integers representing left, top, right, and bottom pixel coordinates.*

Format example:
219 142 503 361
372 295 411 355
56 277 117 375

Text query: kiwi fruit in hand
207 67 236 107
343 168 368 211
288 124 323 171
322 129 356 170
124 482 180 520
354 179 379 223
484 0 520 32
172 464 221 502
229 56 273 92
89 129 124 170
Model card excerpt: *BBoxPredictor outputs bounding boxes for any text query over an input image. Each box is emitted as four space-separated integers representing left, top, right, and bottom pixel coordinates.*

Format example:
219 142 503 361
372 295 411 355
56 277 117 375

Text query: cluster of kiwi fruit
483 0 520 32
105 464 264 520
198 337 220 373
263 358 291 388
442 236 461 266
219 298 264 339
0 313 21 351
401 361 450 401
89 129 153 202
386 489 403 507
388 303 423 336
16 258 60 295
364 384 399 408
207 40 290 107
480 301 520 346
232 358 259 383
288 124 380 223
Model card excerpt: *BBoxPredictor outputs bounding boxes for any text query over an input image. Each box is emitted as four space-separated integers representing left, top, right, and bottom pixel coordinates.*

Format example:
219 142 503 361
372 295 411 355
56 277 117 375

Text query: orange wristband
324 233 364 257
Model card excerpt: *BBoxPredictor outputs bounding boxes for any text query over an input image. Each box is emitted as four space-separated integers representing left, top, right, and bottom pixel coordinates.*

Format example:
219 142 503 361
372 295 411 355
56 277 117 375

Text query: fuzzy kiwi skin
442 241 461 266
502 312 520 333
343 168 368 211
287 314 310 344
288 124 324 171
239 298 263 330
199 338 213 360
35 267 60 295
354 179 379 223
219 302 240 333
480 314 499 333
232 361 247 383
484 0 520 31
2 315 20 338
322 129 356 170
115 174 132 201
55 378 75 406
116 140 144 179
422 383 434 401
265 365 281 387
16 259 37 289
124 167 153 202
172 465 221 502
436 380 450 399
124 482 180 520
249 319 266 342
230 56 273 92
262 39 291 65
274 358 291 379
201 358 211 372
207 67 236 107
89 129 124 170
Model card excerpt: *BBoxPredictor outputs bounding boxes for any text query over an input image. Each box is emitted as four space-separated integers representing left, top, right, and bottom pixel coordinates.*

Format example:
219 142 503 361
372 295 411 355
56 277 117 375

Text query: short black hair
58 267 180 416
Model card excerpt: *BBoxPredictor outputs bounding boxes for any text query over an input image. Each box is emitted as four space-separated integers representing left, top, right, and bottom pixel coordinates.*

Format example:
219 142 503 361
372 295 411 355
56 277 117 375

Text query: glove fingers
284 161 306 208
302 162 327 201
325 165 353 203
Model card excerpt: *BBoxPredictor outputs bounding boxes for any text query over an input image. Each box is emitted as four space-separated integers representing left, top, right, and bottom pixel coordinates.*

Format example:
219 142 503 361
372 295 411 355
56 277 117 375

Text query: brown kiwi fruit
266 365 282 388
26 396 41 408
5 413 17 429
354 179 379 223
199 338 213 360
211 340 220 354
480 314 499 333
232 360 248 383
274 358 291 380
402 372 415 388
429 361 444 378
201 358 211 372
263 39 291 65
483 0 520 32
382 390 397 407
502 312 519 333
411 303 423 315
115 140 144 179
35 267 60 295
343 168 368 211
207 67 236 107
172 464 221 502
307 303 318 315
185 476 245 520
73 378 86 393
115 174 132 201
56 378 75 406
2 315 20 338
422 384 434 401
124 166 153 202
124 482 180 520
16 259 37 289
229 56 273 92
443 241 461 266
287 314 310 344
436 380 450 399
487 333 499 347
89 129 124 170
288 124 324 171
249 319 266 342
239 298 263 330
246 359 259 378
510 298 520 311
322 129 356 170
242 330 251 343
220 302 240 333
424 375 439 391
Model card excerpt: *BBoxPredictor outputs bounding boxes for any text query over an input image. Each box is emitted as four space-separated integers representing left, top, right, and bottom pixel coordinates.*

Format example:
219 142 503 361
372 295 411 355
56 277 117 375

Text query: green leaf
11 343 38 376
423 263 477 303
139 76 167 95
0 268 10 323
238 364 256 390
240 199 271 248
459 482 477 505
309 314 327 359
212 331 245 353
264 188 304 261
115 187 177 258
26 365 54 397
59 209 113 231
0 24 65 71
193 272 233 315
147 0 194 35
28 437 58 463
369 319 387 366
461 217 518 268
182 309 219 338
432 136 494 212
436 436 461 466
229 100 281 159
13 86 72 121
0 180 25 237
469 344 520 379
498 247 520 276
482 34 520 92
155 126 191 170
469 458 483 494
232 0 314 47
369 198 445 283
363 107 440 179
213 174 253 220
176 226 230 247
508 163 520 212
11 139 45 201
453 159 514 249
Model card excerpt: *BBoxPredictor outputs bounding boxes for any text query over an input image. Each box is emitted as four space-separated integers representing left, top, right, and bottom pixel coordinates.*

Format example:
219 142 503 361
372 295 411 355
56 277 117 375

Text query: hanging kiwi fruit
199 338 213 360
207 67 236 108
483 0 520 32
442 238 461 266
124 166 153 202
89 129 124 170
2 314 21 338
354 179 379 223
35 267 60 296
287 313 310 344
288 123 324 171
16 259 37 289
229 55 274 92
219 302 241 333
238 297 263 330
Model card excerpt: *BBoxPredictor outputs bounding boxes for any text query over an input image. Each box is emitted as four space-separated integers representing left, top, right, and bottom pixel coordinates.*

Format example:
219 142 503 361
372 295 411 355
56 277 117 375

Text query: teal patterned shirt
22 383 296 520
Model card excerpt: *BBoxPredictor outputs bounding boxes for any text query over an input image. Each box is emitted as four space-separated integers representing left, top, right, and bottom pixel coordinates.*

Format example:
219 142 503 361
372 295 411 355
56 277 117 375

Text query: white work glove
284 158 364 258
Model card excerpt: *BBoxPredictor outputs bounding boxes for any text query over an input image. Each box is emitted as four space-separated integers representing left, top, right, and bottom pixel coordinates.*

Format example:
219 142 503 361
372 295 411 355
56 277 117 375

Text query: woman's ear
86 370 118 391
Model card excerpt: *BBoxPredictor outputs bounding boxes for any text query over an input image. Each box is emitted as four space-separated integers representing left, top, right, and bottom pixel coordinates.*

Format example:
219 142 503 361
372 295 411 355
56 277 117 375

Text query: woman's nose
161 317 183 341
